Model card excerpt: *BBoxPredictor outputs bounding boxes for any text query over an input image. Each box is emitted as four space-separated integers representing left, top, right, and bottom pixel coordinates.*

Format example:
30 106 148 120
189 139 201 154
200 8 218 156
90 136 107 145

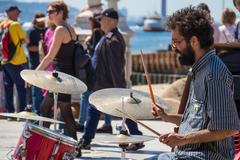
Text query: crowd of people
0 0 240 159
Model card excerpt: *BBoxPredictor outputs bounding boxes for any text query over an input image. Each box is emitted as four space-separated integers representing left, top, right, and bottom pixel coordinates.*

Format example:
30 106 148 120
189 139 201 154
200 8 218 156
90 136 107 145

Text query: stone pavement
0 119 176 160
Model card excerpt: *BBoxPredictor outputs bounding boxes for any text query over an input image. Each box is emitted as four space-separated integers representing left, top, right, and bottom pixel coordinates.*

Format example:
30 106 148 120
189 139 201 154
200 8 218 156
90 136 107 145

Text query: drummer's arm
162 114 182 126
152 103 182 126
36 27 63 70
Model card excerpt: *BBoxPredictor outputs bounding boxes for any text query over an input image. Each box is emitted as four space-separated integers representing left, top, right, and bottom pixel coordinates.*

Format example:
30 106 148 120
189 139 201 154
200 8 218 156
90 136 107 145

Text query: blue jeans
28 57 42 114
78 91 112 126
78 91 92 125
31 86 43 114
82 105 142 144
2 63 26 112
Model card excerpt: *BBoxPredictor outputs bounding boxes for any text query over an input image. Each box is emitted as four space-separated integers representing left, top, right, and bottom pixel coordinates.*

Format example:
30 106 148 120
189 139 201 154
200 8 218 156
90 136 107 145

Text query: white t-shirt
218 25 236 43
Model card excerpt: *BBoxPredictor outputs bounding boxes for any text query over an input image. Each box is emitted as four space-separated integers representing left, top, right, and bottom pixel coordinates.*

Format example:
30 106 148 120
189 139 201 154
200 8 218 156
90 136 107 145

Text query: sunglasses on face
47 9 57 15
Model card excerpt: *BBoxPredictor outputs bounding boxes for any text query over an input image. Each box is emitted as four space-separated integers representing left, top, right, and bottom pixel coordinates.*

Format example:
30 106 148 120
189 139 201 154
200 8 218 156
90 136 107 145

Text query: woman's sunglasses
47 9 57 15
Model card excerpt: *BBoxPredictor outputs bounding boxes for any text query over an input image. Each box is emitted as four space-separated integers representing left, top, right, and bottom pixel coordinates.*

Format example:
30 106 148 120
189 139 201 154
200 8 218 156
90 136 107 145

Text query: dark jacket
93 27 126 91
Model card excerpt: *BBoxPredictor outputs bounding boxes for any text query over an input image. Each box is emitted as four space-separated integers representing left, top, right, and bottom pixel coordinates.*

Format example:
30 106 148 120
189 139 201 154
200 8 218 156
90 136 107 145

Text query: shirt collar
192 48 216 74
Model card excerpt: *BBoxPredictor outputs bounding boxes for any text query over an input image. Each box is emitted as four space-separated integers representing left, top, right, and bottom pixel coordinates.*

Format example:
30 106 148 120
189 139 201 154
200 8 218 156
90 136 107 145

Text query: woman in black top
36 1 77 140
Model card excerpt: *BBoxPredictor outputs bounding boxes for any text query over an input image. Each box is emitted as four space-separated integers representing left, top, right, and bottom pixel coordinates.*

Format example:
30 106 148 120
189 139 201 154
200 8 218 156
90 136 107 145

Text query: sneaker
126 143 145 151
96 125 113 134
78 138 91 150
76 123 84 132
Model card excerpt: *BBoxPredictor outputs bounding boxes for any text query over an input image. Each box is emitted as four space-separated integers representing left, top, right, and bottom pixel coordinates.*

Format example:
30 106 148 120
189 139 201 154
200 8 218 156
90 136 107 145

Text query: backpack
1 22 20 62
73 42 95 90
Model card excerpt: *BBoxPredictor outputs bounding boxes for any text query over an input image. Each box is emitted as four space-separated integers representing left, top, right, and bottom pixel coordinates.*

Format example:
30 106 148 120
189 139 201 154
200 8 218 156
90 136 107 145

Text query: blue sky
16 0 238 23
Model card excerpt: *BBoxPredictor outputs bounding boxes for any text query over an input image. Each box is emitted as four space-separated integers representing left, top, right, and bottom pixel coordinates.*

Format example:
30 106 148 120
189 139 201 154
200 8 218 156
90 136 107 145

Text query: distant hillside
0 0 79 24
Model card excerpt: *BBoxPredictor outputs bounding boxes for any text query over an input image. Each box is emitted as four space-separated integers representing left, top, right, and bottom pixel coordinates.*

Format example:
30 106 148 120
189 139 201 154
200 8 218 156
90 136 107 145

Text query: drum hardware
20 69 87 131
20 69 87 95
93 97 154 160
53 92 58 130
12 124 78 160
50 142 60 160
21 120 31 160
62 152 74 160
119 97 128 136
89 88 171 120
116 109 161 137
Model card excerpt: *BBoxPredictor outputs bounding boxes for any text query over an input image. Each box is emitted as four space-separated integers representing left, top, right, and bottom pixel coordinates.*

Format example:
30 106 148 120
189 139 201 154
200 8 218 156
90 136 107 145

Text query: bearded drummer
153 6 240 160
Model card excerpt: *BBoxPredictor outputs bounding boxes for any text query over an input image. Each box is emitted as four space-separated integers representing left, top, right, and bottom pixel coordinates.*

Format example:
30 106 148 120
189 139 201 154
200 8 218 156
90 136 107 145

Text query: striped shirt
175 49 240 160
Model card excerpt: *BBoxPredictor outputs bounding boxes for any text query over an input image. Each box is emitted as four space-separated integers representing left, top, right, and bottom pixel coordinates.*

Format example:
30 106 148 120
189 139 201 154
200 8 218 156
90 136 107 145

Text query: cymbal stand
119 97 128 160
52 71 60 131
53 92 58 131
120 97 128 135
119 143 128 160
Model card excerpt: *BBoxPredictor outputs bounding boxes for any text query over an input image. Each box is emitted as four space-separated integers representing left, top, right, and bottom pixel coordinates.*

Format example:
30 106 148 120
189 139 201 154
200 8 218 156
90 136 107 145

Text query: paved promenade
0 119 176 160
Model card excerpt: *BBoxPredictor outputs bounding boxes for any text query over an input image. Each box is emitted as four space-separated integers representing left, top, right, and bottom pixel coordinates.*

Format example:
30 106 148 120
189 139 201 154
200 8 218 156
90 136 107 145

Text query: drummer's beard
176 43 195 66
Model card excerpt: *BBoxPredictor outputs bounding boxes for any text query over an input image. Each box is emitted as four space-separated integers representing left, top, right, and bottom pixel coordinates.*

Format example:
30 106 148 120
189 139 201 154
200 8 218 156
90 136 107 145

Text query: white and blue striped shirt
175 49 240 160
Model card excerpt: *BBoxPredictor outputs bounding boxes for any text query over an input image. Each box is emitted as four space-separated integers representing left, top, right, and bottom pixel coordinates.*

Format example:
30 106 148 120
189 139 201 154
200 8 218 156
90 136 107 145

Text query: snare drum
13 124 78 160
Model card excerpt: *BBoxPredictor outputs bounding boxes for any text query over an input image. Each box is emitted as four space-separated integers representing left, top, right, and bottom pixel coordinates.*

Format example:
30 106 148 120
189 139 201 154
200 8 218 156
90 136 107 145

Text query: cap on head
99 8 119 20
5 5 21 13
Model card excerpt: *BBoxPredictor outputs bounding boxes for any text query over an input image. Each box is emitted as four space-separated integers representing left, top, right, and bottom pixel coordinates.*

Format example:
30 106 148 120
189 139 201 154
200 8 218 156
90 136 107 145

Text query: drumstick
116 109 161 137
140 50 164 112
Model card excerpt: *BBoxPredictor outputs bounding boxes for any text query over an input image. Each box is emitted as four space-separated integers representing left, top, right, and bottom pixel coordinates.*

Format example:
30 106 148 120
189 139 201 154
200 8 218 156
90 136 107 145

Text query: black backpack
73 42 95 90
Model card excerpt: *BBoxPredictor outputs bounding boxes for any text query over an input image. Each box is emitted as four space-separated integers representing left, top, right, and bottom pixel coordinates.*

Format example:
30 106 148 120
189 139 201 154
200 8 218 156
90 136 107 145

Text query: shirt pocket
188 99 205 130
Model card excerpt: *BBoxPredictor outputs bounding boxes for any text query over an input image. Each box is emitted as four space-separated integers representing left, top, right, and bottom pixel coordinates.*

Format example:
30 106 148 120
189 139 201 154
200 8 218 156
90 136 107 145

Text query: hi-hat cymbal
89 88 171 119
95 134 154 144
20 69 87 94
0 112 64 124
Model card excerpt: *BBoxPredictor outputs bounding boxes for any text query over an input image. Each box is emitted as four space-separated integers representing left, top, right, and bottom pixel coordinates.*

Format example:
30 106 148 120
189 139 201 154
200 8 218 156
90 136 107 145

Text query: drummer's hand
152 103 168 121
159 132 188 148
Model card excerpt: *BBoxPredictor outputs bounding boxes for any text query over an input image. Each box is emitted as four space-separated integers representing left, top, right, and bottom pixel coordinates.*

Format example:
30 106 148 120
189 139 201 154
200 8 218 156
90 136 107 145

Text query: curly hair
48 1 69 20
166 6 214 49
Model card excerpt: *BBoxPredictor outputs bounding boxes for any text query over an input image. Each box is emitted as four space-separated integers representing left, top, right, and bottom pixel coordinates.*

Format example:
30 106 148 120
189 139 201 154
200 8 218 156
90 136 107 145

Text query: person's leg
59 101 77 140
126 119 142 135
78 91 91 125
12 64 26 112
32 86 43 114
40 93 54 128
125 119 144 151
2 64 14 113
96 113 113 133
104 114 112 127
81 104 100 145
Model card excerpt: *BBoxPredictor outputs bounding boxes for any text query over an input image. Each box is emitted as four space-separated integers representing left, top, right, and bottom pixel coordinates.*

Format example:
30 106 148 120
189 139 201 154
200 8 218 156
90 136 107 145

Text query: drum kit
0 69 171 160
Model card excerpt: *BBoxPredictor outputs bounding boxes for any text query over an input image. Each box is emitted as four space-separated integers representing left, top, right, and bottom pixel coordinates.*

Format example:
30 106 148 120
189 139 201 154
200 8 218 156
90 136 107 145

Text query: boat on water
143 0 167 32
143 13 166 32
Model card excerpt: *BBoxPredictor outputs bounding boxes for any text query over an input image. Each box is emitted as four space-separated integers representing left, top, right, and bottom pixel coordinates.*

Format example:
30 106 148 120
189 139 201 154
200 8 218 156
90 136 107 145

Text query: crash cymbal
95 134 154 144
0 112 64 124
89 88 171 119
20 69 87 94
